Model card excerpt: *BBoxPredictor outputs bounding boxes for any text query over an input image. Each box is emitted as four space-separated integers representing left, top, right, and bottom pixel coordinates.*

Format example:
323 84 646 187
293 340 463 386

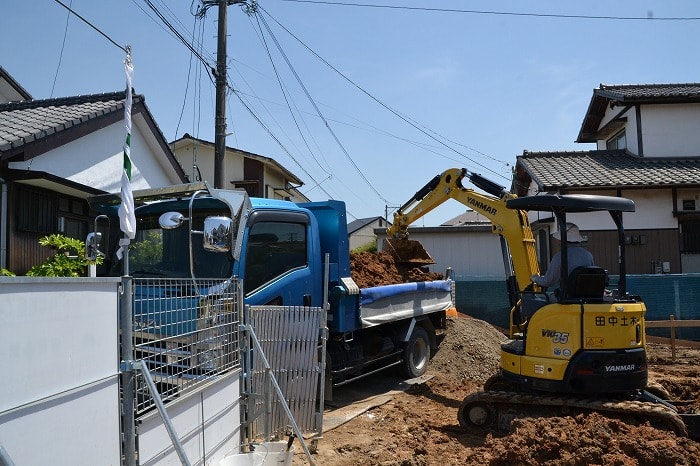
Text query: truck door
239 210 317 306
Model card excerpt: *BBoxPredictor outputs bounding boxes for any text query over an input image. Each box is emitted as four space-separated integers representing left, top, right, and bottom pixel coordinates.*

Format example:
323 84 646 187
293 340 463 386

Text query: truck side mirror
203 216 232 253
85 232 103 261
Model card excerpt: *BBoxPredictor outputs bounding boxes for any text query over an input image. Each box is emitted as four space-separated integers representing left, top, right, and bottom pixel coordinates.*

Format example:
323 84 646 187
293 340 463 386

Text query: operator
530 222 593 289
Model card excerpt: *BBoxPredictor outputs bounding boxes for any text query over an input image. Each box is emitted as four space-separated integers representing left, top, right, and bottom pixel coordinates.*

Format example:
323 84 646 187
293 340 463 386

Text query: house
513 83 700 275
170 134 309 203
0 66 32 103
0 67 187 274
347 216 386 251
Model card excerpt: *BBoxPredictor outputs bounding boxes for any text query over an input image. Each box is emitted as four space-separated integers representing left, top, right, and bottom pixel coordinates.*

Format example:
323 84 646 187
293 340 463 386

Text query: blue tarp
360 280 452 306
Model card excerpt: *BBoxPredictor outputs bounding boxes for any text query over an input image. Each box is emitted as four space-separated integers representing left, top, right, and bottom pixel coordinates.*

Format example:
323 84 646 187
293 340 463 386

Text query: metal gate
124 277 243 466
243 305 327 443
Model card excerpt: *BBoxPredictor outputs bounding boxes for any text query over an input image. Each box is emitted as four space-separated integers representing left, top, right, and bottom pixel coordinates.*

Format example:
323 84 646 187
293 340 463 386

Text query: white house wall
527 188 678 231
388 230 504 279
640 104 700 157
8 115 180 193
597 103 700 157
350 223 380 250
597 105 639 153
677 188 700 212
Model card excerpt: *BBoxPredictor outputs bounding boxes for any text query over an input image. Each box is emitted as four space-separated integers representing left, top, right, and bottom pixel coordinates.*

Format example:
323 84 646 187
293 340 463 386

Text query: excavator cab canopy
506 194 635 214
506 194 635 299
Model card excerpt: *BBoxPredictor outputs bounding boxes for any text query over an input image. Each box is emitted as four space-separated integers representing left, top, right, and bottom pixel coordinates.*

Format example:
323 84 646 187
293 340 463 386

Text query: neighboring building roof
577 83 700 143
171 134 304 186
441 210 491 226
348 216 386 235
0 66 32 101
0 92 186 184
514 149 700 196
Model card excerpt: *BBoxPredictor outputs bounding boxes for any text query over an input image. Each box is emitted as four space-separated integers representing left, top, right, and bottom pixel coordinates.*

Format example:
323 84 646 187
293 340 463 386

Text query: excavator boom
386 168 540 294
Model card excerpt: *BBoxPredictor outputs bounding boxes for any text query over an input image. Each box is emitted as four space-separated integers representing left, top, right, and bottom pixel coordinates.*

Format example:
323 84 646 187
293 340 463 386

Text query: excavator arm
387 168 541 301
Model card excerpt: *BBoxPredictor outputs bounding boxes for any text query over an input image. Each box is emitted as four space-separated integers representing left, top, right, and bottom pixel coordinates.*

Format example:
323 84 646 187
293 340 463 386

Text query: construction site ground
293 316 700 465
290 251 700 465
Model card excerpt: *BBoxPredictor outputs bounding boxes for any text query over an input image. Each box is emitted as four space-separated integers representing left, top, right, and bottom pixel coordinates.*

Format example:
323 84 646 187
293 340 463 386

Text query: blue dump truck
89 183 454 389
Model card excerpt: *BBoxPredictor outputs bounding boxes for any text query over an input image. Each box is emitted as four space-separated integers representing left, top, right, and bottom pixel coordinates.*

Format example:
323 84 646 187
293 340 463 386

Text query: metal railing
130 277 241 414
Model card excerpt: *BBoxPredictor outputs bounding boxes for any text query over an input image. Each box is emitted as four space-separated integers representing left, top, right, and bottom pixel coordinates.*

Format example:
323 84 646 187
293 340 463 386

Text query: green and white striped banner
118 49 135 259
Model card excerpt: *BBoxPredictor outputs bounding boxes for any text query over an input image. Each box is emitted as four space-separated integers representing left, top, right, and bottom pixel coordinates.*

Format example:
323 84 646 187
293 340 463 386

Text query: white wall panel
0 277 122 466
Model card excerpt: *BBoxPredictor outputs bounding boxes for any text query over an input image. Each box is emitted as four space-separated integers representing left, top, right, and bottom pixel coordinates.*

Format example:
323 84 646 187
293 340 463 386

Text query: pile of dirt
430 316 506 384
350 250 443 288
296 314 700 466
462 412 700 465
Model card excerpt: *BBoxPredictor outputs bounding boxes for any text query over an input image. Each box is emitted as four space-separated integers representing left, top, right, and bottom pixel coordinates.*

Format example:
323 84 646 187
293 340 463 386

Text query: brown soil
292 252 700 465
350 251 443 288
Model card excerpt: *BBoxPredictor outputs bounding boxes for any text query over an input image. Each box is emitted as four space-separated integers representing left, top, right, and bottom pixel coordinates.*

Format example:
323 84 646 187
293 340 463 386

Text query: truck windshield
128 213 232 279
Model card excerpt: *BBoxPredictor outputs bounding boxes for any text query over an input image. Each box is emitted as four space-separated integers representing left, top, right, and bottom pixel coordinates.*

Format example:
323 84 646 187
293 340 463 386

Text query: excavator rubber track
458 390 699 439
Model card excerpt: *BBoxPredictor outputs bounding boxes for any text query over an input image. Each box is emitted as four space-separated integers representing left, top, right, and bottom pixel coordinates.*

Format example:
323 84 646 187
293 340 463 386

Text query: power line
255 10 391 204
251 13 333 177
259 5 508 180
53 0 127 52
279 0 700 21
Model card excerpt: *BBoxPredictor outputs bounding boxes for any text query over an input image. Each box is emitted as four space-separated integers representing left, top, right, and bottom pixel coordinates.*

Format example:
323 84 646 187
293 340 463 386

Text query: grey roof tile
597 83 700 101
0 92 128 157
577 83 700 143
516 150 700 193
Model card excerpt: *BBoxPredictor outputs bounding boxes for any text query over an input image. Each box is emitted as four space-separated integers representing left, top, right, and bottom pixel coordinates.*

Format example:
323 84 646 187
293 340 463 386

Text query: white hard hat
552 222 584 243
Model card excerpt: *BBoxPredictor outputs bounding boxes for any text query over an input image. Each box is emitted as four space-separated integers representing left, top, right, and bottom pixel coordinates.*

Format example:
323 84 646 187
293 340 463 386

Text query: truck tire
402 326 430 378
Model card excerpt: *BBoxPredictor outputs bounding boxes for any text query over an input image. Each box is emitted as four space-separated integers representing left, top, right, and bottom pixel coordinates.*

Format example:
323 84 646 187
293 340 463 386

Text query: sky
3 1 700 226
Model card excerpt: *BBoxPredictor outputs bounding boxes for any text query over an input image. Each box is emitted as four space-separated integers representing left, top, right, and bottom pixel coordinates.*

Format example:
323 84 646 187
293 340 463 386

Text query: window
128 211 232 279
606 130 626 150
244 221 307 292
16 185 88 239
680 221 700 254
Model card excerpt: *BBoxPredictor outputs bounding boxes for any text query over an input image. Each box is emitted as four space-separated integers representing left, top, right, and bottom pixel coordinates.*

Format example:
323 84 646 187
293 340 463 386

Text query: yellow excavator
387 167 698 438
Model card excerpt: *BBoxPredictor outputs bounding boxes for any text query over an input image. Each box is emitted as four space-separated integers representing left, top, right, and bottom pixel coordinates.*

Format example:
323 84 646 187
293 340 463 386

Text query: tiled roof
515 150 700 194
348 216 386 234
577 83 700 143
596 83 700 101
0 92 133 156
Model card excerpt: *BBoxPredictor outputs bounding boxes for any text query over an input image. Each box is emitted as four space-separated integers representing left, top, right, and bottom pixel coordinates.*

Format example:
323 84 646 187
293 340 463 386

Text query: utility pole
208 0 248 188
214 0 228 189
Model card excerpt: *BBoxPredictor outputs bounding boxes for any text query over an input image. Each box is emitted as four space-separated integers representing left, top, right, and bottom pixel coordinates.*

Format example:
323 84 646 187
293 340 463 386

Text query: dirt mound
430 316 506 384
350 251 443 288
463 413 700 465
298 314 700 466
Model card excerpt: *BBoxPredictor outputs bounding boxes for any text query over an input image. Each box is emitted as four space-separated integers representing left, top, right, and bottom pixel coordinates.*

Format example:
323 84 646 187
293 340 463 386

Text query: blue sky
3 1 700 225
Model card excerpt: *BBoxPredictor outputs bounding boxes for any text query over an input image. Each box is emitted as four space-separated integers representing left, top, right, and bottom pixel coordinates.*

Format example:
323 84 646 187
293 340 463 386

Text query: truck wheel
402 326 430 378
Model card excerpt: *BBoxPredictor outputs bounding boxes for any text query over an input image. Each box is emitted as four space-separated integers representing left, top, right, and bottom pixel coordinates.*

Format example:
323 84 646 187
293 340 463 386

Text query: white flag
117 50 135 259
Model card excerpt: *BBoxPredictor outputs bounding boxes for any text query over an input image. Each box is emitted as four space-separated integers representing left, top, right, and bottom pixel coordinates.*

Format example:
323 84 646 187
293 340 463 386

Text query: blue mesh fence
455 274 700 340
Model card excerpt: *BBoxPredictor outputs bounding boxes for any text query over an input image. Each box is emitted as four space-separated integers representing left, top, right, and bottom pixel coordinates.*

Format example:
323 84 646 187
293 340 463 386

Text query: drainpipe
0 177 6 270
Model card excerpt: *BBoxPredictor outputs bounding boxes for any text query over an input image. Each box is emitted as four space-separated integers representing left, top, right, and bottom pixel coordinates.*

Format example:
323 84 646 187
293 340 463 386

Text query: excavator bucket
383 238 436 266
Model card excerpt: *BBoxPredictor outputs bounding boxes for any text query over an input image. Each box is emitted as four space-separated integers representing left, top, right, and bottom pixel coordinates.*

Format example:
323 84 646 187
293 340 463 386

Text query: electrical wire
53 0 128 52
258 5 508 180
251 13 333 177
255 10 391 204
278 1 700 21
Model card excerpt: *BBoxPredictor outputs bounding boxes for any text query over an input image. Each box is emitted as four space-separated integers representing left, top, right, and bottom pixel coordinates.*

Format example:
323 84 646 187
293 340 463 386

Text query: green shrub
351 240 378 253
0 268 14 277
26 234 103 277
